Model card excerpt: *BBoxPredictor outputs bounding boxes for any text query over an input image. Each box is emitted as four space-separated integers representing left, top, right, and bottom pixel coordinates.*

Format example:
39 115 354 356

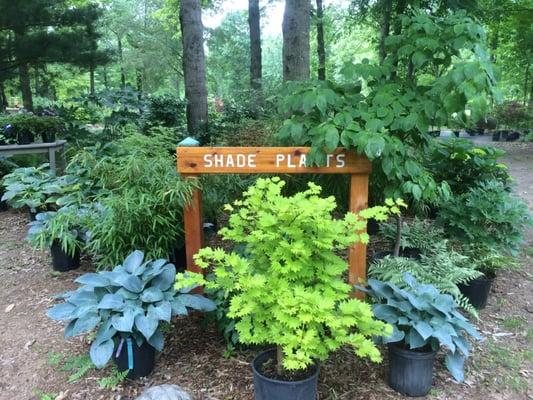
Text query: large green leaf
71 312 101 336
90 339 114 369
179 294 216 312
134 314 158 340
47 302 76 321
150 264 176 291
75 273 110 288
97 294 124 310
140 287 164 303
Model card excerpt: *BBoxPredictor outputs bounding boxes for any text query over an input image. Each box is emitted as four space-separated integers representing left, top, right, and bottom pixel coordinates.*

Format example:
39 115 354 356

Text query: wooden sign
176 145 371 297
176 147 372 174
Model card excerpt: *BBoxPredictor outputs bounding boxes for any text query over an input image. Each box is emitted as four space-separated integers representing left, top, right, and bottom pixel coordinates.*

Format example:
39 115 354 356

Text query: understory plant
27 205 96 256
437 180 532 255
47 250 215 368
191 177 402 374
459 244 520 277
379 217 445 254
364 273 482 382
1 165 54 212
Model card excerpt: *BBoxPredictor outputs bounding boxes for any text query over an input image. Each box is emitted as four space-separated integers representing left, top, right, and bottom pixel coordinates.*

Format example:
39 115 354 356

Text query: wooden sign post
176 146 372 291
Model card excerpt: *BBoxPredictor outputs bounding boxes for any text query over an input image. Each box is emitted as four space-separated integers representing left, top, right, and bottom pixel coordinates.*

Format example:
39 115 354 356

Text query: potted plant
27 205 93 271
1 164 54 219
457 244 519 309
192 177 399 400
364 273 482 397
47 250 216 378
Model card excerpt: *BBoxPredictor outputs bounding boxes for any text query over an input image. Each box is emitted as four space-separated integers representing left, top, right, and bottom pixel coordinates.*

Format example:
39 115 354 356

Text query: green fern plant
368 241 482 316
379 217 445 254
97 367 129 389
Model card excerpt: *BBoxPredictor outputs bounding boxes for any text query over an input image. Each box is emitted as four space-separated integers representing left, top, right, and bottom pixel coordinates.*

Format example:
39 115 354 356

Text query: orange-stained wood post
349 173 370 299
178 138 204 275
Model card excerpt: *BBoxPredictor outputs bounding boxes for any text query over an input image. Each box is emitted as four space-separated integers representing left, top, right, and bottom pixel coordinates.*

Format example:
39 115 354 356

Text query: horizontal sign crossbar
176 147 371 174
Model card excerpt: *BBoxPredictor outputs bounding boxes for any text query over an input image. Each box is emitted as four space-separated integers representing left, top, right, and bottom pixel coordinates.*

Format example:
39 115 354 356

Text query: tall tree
180 0 208 136
315 0 326 80
378 0 392 65
0 0 106 110
282 0 311 81
248 0 262 110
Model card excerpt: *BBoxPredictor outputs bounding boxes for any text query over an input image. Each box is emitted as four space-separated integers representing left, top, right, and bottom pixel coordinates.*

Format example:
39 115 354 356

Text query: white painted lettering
336 153 345 168
298 154 307 168
287 155 296 168
236 154 245 167
326 154 334 167
214 154 224 167
204 154 213 167
276 154 285 167
226 154 234 167
248 154 256 167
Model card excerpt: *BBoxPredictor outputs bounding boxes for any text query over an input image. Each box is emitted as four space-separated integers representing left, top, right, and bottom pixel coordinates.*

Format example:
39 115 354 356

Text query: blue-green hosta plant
47 250 215 368
363 273 482 382
1 164 54 212
189 177 404 374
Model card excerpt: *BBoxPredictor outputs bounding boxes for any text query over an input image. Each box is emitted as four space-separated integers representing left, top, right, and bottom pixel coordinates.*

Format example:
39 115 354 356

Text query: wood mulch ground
0 141 531 400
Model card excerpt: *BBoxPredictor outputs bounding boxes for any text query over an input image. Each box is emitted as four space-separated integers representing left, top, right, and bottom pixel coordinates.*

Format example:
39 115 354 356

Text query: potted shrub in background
192 177 400 400
47 250 215 378
27 205 94 271
458 244 519 309
364 273 482 397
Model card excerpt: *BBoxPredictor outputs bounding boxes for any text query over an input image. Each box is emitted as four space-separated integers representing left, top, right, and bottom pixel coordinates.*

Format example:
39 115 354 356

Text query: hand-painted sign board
176 147 372 174
176 145 371 297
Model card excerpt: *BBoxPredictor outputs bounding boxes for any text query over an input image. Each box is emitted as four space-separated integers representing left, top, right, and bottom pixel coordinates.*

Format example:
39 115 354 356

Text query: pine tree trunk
180 0 208 137
89 64 95 95
379 0 392 65
316 0 326 80
118 37 126 88
282 0 310 81
19 62 33 111
248 0 262 114
0 81 7 111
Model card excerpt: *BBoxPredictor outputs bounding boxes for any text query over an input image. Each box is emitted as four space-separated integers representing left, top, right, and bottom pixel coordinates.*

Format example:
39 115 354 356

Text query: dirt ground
0 141 531 400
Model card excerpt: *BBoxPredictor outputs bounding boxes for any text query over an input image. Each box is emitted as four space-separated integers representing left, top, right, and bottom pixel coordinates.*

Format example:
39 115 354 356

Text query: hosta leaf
134 314 158 340
150 264 176 291
147 329 165 351
179 294 216 312
47 302 76 321
140 287 164 303
445 351 465 382
123 250 144 274
111 308 136 332
75 273 110 288
90 339 114 369
112 274 143 293
97 294 124 310
72 312 101 336
148 302 172 322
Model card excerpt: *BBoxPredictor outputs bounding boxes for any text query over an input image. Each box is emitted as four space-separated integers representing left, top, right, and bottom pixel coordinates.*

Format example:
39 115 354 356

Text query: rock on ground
135 384 192 400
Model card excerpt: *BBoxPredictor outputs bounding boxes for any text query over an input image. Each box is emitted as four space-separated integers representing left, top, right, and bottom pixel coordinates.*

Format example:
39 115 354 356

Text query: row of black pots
3 131 56 145
492 130 520 142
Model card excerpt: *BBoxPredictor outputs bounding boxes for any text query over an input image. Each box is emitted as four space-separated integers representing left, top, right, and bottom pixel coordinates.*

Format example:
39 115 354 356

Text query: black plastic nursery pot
388 343 436 397
41 131 56 143
458 274 495 309
50 241 80 272
492 132 501 141
252 349 320 400
113 338 156 379
453 130 460 137
17 131 34 145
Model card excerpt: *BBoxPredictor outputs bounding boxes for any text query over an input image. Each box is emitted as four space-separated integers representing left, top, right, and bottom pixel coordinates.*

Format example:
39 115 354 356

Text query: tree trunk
282 0 310 81
19 63 33 111
316 0 326 80
248 0 262 113
393 215 403 257
103 65 109 89
136 68 143 94
89 64 95 95
118 37 126 88
0 81 7 111
390 0 407 79
276 345 284 377
180 0 208 137
379 0 392 65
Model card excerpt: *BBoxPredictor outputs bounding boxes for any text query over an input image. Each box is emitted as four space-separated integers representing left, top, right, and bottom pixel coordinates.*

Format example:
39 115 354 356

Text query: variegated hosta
48 250 215 368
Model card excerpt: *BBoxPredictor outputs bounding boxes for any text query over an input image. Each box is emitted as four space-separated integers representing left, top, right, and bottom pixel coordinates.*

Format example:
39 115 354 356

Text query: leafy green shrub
84 154 195 267
141 93 186 131
459 244 520 276
437 180 532 254
27 205 95 256
1 165 54 212
191 177 401 372
426 139 510 195
0 114 64 136
379 218 445 254
47 250 215 368
368 242 482 315
365 273 482 382
494 101 532 130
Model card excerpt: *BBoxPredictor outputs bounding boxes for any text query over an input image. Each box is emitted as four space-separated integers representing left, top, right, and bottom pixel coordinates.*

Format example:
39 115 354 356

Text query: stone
135 384 192 400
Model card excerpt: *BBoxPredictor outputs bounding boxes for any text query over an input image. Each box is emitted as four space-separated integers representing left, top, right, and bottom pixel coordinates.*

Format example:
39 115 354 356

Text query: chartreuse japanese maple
190 177 403 373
